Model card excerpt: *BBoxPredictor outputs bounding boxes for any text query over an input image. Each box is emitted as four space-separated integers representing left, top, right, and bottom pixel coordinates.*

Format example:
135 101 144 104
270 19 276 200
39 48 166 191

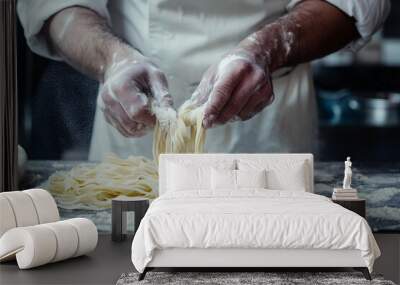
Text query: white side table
112 196 149 242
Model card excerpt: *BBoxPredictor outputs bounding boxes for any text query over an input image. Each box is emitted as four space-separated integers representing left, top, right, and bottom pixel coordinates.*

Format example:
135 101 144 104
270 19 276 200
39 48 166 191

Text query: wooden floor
0 234 133 285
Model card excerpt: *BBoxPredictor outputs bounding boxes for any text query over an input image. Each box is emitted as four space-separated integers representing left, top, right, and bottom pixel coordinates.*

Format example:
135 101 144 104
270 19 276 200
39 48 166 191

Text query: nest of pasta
46 154 158 210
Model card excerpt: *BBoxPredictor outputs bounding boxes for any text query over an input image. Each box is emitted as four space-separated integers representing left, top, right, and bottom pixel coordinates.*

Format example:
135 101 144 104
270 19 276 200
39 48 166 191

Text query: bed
131 154 380 281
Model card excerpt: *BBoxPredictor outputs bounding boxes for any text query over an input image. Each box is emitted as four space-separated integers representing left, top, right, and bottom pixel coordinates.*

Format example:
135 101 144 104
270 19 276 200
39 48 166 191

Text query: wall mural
15 1 399 233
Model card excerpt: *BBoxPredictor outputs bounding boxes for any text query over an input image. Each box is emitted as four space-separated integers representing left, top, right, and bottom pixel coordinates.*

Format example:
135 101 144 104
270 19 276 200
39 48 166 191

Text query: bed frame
139 154 371 280
140 248 370 280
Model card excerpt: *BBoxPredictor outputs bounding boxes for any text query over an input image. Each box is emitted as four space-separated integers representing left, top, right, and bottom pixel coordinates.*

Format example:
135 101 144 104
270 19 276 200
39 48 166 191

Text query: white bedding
131 190 380 273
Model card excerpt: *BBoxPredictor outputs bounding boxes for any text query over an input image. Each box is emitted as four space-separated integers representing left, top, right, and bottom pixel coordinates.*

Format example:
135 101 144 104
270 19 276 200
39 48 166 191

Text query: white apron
89 0 317 161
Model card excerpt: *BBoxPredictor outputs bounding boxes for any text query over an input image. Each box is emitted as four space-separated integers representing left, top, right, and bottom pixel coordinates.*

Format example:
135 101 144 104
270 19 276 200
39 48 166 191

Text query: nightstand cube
112 196 149 242
332 198 366 218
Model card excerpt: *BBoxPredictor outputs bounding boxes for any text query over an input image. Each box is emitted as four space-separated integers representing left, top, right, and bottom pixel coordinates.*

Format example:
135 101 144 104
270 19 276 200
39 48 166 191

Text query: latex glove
191 46 274 129
99 51 172 137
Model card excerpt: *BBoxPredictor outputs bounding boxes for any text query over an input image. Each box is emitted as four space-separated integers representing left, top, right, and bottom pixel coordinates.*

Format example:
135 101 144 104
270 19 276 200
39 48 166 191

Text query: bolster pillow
0 218 98 269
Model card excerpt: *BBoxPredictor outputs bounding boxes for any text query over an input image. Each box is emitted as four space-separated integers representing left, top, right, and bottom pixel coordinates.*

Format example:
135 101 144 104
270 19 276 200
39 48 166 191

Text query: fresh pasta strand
152 100 206 163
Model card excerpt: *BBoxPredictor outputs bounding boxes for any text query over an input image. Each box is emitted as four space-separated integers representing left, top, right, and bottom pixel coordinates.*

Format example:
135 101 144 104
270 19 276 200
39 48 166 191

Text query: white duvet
131 190 380 273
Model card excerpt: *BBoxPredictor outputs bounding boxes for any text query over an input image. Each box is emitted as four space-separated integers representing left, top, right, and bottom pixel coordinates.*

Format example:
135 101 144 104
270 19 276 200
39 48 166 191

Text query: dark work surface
0 234 133 285
20 160 400 233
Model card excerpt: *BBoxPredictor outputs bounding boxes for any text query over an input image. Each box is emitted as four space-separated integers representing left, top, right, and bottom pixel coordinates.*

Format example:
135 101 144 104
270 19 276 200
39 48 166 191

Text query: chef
18 0 390 161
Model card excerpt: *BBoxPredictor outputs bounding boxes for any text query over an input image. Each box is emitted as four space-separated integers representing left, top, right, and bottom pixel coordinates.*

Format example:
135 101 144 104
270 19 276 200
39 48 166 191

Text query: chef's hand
99 50 173 137
191 47 274 129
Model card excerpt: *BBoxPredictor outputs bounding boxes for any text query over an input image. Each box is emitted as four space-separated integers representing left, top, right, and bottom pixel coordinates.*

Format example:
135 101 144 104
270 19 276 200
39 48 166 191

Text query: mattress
131 190 380 273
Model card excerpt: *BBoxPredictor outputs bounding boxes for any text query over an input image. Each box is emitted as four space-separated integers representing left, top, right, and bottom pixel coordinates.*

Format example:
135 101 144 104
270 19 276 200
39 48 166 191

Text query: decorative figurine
343 156 352 189
332 156 358 200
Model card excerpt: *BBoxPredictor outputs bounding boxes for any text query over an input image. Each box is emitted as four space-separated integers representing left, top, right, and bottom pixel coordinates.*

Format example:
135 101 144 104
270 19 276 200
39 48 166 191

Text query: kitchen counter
20 160 400 233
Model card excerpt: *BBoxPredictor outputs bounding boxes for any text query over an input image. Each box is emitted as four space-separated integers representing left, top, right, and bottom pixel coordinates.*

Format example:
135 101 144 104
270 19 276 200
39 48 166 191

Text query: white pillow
236 169 267 189
211 168 236 190
238 159 307 191
166 159 236 192
167 162 211 191
211 169 267 191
